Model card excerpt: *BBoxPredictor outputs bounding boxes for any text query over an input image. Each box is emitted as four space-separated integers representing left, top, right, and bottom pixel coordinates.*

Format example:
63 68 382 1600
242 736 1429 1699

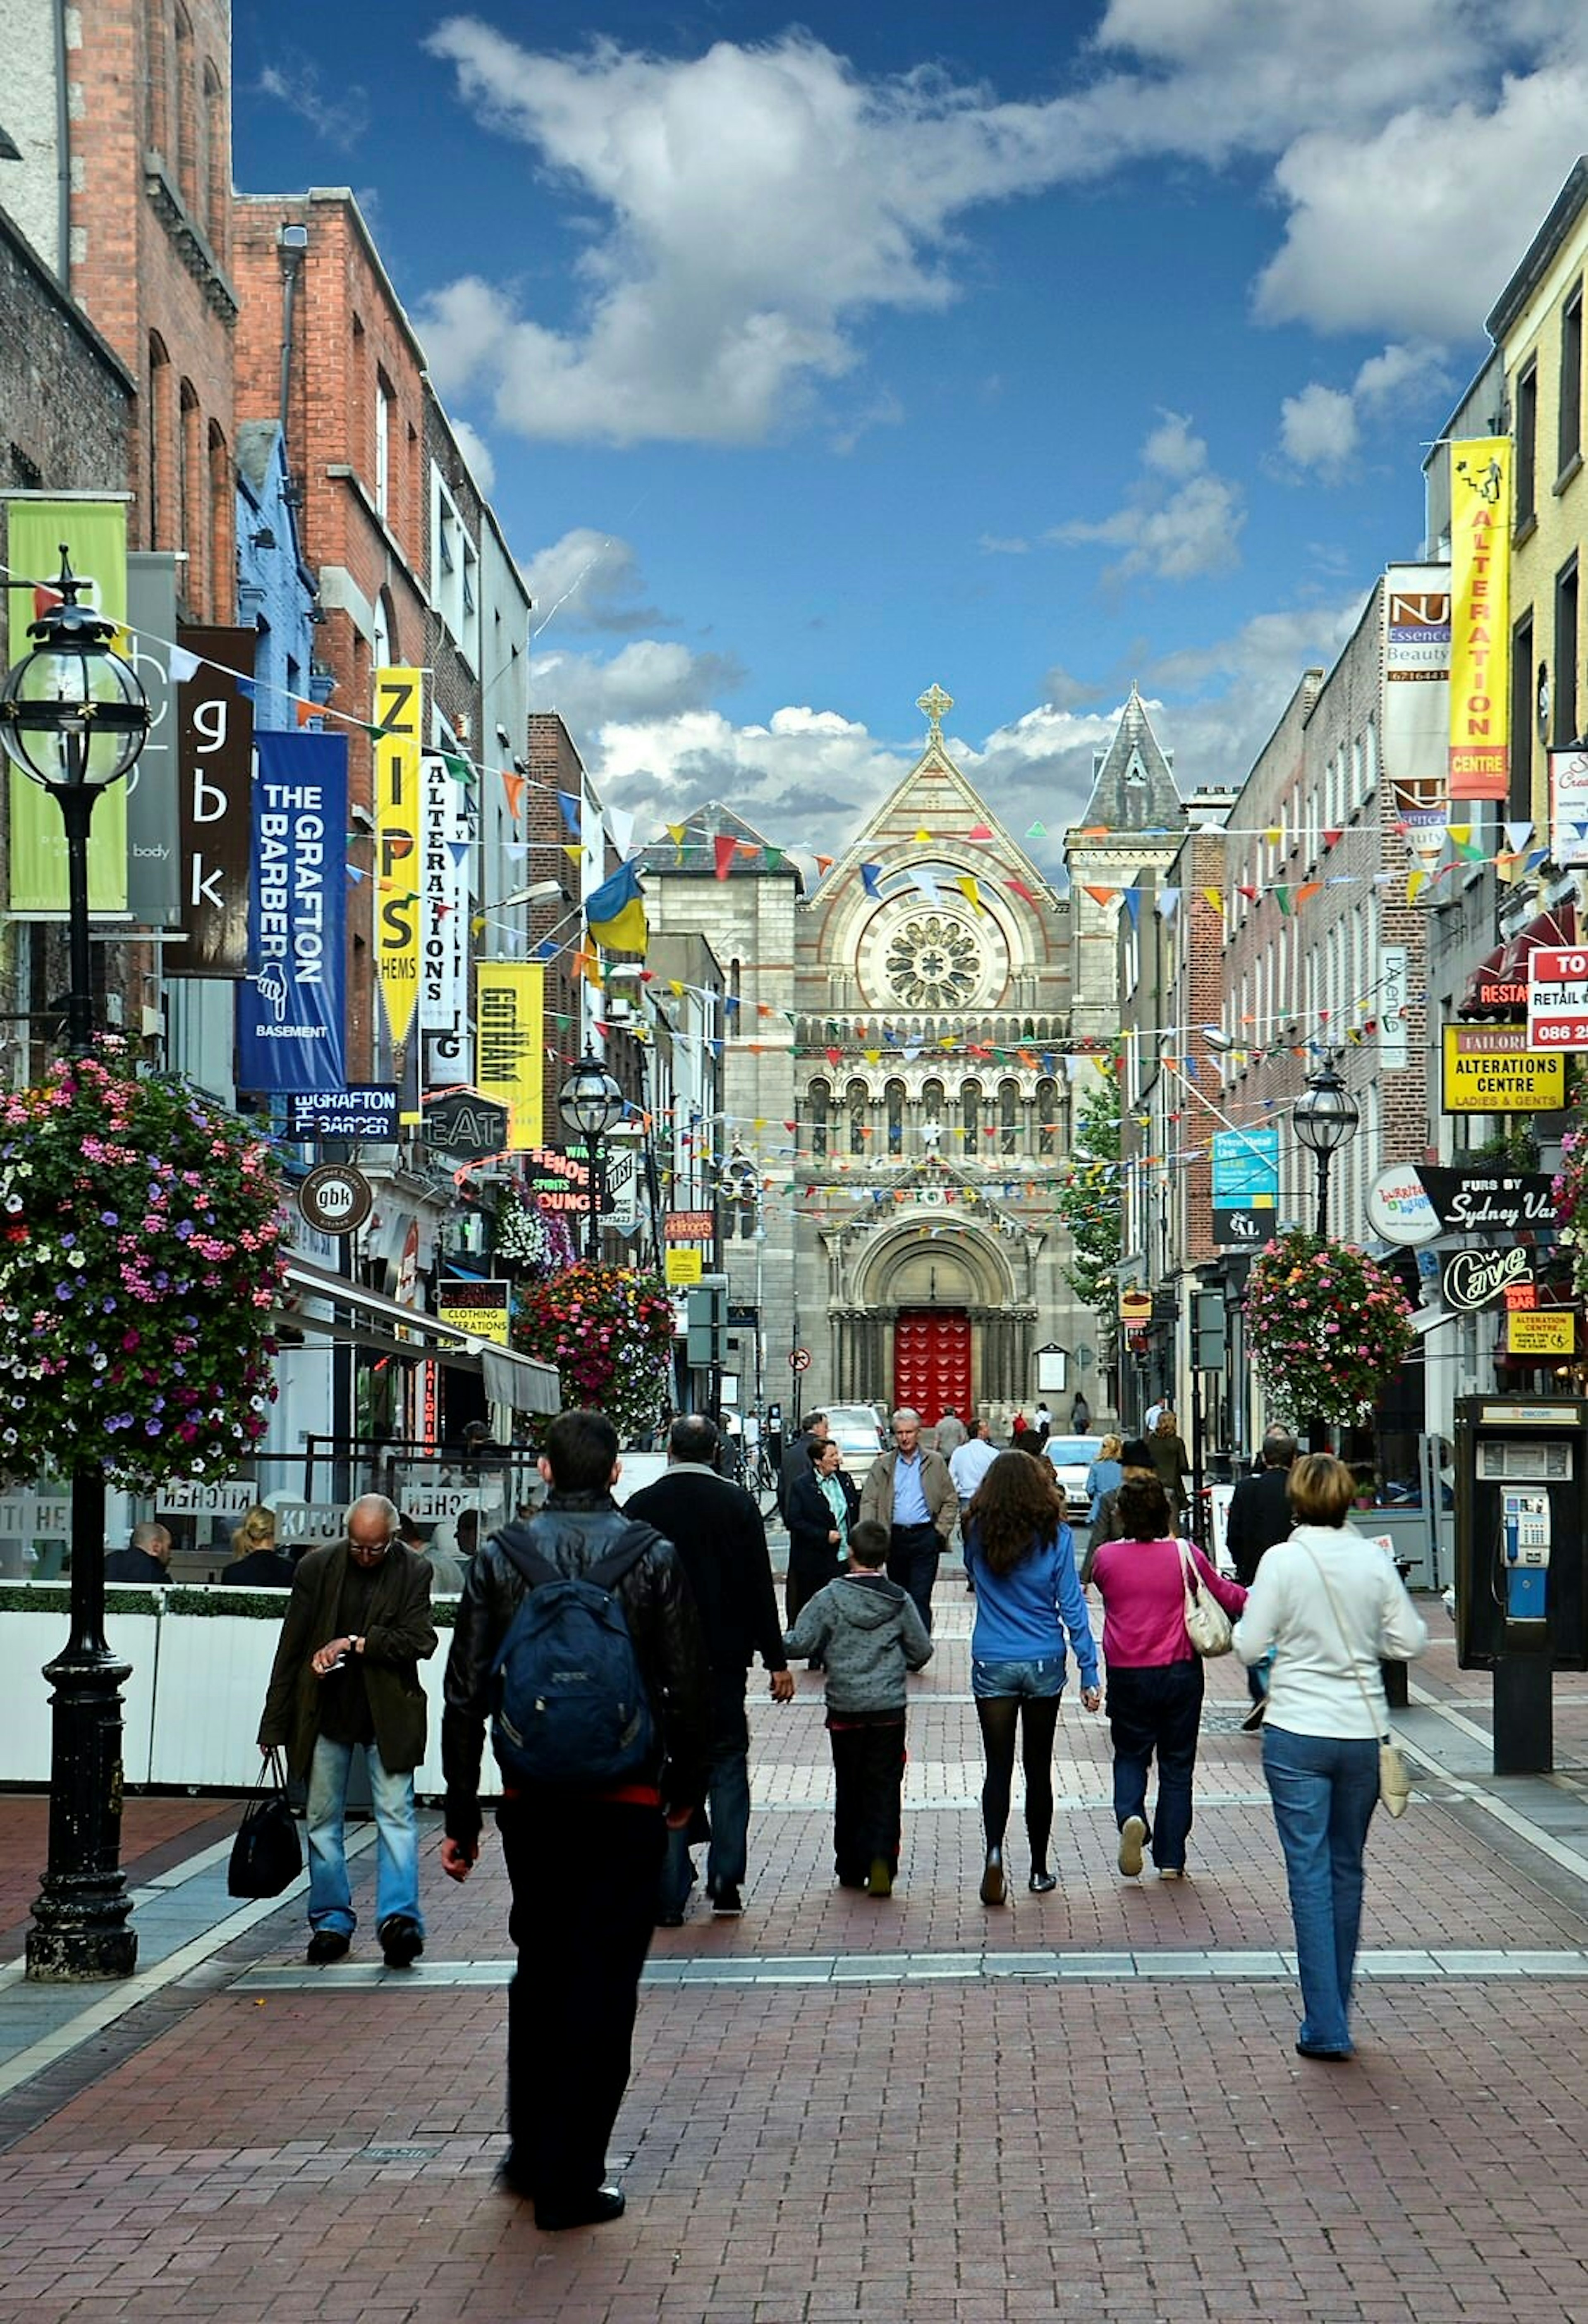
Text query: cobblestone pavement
4 1598 1588 2321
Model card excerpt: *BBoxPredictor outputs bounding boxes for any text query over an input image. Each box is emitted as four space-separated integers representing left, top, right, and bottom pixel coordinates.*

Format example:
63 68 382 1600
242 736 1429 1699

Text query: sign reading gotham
1416 1167 1557 1234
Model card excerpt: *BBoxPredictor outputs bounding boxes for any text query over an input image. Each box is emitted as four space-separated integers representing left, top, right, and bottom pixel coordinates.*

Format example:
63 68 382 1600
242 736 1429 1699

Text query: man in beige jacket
859 1408 957 1632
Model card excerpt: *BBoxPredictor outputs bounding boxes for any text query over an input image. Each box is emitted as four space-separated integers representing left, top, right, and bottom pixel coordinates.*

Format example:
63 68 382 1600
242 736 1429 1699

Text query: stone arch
854 1216 1017 1311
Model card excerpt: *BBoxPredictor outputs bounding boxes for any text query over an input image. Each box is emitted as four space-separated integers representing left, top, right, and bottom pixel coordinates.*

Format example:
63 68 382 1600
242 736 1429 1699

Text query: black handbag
228 1749 304 1898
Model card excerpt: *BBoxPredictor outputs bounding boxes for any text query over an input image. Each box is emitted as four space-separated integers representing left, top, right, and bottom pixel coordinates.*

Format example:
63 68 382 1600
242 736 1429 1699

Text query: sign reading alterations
1441 1025 1564 1113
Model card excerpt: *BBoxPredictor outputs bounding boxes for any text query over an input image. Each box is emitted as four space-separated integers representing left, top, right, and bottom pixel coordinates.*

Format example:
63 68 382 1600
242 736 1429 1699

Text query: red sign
665 1210 715 1242
789 1347 812 1373
1528 945 1588 1050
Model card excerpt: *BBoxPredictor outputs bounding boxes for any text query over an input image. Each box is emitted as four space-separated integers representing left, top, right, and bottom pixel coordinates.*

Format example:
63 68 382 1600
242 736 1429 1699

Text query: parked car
1043 1434 1098 1523
822 1402 885 1481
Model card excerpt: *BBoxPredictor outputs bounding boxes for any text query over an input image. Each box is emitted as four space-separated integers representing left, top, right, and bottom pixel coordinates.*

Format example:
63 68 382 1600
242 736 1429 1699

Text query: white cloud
257 56 368 147
979 534 1031 556
447 417 495 494
521 528 667 636
1279 340 1452 479
535 640 743 735
1051 414 1245 582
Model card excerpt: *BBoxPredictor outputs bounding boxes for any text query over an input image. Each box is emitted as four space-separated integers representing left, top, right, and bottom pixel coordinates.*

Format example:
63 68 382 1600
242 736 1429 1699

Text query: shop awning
1457 901 1576 1018
279 1259 562 1415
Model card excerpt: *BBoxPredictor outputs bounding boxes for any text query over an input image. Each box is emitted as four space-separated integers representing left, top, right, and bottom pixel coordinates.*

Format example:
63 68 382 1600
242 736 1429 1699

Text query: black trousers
827 1712 906 1883
886 1521 942 1631
498 1796 666 2204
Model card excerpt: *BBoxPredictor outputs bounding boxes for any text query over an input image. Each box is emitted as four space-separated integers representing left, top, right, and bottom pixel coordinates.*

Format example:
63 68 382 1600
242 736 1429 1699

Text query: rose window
884 915 983 1008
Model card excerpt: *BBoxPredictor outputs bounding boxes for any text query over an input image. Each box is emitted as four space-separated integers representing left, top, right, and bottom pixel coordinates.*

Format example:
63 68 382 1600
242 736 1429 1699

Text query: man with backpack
440 1407 709 2231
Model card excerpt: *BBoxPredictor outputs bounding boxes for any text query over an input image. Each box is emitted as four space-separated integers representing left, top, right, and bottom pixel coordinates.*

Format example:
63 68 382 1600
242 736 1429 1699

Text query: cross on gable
916 681 954 738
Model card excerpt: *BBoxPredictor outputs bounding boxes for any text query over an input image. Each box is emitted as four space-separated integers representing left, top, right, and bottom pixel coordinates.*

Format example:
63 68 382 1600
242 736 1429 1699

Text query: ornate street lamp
558 1051 625 1260
1291 1049 1361 1240
0 550 149 1980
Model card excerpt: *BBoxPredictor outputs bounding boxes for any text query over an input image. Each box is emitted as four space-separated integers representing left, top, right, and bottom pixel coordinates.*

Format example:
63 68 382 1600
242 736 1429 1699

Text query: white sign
395 1481 505 1521
605 1143 641 1232
1366 1164 1441 1246
0 1491 70 1539
419 749 470 1090
1550 749 1588 869
156 1479 258 1517
273 1500 347 1544
1379 945 1409 1070
1527 944 1588 1051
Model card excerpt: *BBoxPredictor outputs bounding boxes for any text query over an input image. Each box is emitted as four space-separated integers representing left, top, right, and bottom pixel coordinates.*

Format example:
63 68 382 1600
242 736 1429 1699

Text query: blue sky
231 2 1588 871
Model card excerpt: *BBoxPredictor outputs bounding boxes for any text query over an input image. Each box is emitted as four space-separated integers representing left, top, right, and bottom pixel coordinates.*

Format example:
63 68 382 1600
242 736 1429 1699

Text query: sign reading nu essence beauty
1442 1024 1564 1113
474 963 545 1149
1447 438 1511 801
373 667 423 1046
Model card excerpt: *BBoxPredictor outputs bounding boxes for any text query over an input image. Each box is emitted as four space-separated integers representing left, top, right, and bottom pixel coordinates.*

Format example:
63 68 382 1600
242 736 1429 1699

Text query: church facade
641 686 1177 1428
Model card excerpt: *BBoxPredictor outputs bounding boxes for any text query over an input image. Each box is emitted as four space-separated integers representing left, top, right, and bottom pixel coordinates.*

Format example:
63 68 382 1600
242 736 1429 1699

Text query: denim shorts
971 1655 1066 1701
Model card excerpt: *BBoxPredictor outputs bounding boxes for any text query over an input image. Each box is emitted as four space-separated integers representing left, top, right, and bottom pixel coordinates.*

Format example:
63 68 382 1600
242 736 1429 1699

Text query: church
639 685 1184 1428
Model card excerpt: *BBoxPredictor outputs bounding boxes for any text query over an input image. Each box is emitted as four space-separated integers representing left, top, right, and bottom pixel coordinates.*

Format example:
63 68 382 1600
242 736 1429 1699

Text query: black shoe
655 1909 686 1928
306 1929 350 1966
708 1882 743 1917
378 1914 423 1968
1295 2041 1354 2062
1028 1870 1058 1894
496 2152 537 2200
535 2186 626 2232
979 1847 1006 1906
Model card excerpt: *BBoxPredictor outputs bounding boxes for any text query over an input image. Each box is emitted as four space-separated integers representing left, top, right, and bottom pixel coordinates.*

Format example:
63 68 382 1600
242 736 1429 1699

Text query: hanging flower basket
510 1263 674 1442
1243 1230 1414 1429
492 1184 576 1281
0 1044 287 1488
1552 1123 1588 1299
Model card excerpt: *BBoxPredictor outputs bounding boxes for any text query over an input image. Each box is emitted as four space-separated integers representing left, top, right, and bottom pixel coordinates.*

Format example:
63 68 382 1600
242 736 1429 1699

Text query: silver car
1043 1435 1099 1522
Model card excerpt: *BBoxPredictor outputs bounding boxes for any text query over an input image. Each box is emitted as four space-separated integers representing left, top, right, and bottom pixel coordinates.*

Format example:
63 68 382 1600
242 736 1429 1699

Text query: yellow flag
955 873 982 915
374 666 423 1046
1202 887 1223 913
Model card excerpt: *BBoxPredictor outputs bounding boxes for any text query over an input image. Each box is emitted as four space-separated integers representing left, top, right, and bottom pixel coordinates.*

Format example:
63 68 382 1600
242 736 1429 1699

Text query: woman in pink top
1088 1477 1247 1880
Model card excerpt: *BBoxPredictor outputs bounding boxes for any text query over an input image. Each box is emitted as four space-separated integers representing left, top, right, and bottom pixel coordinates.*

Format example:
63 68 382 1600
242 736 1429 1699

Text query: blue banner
236 731 347 1094
287 1087 398 1141
1212 1126 1279 1207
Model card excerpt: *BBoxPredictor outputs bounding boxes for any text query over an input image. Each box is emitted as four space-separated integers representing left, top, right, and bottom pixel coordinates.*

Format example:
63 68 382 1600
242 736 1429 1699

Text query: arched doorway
844 1216 1025 1424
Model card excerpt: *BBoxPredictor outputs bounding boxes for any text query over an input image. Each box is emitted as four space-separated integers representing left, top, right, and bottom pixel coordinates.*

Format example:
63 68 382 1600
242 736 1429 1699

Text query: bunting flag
1026 822 1047 838
1448 825 1486 861
167 642 203 685
586 860 649 955
562 843 583 864
861 862 883 896
1082 884 1117 907
1007 877 1037 904
1122 889 1141 928
1155 888 1180 920
1407 870 1427 904
713 835 736 880
1201 887 1222 912
909 865 940 903
667 821 688 851
557 791 582 835
1294 881 1322 907
442 753 473 785
914 827 931 842
815 853 834 876
1322 828 1342 847
295 695 319 728
968 823 993 840
954 873 982 915
502 770 526 819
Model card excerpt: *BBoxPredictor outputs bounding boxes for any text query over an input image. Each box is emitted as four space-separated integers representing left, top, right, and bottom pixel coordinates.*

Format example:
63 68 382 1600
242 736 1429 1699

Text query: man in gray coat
859 1407 957 1631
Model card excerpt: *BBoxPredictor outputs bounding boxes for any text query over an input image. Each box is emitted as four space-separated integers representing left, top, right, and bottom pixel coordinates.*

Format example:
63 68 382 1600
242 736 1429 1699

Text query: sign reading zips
374 667 423 1047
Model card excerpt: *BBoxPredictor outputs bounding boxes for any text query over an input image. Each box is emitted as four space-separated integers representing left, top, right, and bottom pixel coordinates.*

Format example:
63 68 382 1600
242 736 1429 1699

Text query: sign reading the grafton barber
1440 1245 1534 1313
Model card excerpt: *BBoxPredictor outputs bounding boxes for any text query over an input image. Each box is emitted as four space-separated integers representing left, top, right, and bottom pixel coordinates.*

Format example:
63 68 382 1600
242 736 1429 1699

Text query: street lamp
0 551 150 1980
1291 1049 1361 1240
558 1051 625 1260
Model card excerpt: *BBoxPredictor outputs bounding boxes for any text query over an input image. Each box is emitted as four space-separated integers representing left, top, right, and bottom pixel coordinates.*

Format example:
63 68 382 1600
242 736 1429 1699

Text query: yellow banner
435 1282 512 1345
475 963 545 1149
373 666 423 1045
1507 1311 1575 1357
1447 438 1510 800
1441 1025 1564 1113
665 1247 703 1287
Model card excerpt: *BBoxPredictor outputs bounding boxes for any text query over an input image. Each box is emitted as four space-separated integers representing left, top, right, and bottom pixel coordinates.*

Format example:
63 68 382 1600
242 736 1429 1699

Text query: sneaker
1241 1698 1267 1733
709 1882 743 1917
866 1856 893 1898
1117 1816 1147 1879
378 1914 424 1969
306 1928 350 1966
1158 1867 1187 1882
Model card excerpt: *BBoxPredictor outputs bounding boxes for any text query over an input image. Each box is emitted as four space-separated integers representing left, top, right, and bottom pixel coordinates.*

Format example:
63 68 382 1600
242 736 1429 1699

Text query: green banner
6 499 129 913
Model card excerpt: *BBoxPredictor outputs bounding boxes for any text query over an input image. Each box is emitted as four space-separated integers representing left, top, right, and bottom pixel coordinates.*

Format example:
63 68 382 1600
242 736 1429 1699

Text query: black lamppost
0 550 150 1980
558 1051 625 1260
1292 1048 1361 1458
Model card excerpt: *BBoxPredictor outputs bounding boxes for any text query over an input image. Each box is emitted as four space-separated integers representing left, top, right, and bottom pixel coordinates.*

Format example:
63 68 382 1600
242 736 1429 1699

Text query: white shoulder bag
1176 1537 1233 1658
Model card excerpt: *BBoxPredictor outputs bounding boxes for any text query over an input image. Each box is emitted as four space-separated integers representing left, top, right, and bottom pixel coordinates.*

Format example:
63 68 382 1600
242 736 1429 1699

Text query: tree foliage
1056 1072 1121 1316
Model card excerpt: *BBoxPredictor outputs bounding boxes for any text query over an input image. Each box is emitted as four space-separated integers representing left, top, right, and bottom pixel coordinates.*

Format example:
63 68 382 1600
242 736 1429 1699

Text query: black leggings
976 1695 1062 1867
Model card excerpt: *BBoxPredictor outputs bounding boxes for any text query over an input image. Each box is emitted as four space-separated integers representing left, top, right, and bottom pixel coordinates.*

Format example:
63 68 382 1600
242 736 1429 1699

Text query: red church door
893 1309 971 1428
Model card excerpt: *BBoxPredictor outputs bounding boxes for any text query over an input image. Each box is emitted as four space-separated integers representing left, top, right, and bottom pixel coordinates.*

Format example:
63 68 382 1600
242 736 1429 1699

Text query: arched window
921 1078 944 1150
1036 1077 1059 1157
961 1079 981 1157
174 5 197 215
146 334 171 549
177 379 201 606
847 1078 868 1156
202 60 226 248
999 1078 1019 1156
807 1080 829 1160
885 1078 905 1156
144 2 169 155
207 420 230 623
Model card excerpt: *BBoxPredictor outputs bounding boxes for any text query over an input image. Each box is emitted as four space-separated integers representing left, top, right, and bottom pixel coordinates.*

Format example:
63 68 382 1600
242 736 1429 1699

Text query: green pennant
442 753 475 783
765 844 785 869
1275 886 1292 916
1026 821 1046 838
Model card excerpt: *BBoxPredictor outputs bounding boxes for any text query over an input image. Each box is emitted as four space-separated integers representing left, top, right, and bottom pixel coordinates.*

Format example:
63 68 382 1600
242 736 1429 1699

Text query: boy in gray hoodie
783 1519 933 1898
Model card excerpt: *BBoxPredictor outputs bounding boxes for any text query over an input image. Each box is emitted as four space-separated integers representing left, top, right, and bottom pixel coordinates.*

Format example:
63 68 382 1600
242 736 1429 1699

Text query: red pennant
1007 878 1037 903
713 835 736 880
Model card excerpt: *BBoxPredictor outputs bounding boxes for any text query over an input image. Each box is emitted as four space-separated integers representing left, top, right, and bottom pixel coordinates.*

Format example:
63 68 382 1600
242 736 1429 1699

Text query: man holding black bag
440 1408 709 2231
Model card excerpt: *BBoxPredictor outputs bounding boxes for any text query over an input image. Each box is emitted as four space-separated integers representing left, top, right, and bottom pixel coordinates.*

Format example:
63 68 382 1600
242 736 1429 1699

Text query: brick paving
2 1607 1588 2319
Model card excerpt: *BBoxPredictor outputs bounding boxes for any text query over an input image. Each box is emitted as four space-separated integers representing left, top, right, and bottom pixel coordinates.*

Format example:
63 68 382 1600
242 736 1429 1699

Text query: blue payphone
1455 1397 1587 1773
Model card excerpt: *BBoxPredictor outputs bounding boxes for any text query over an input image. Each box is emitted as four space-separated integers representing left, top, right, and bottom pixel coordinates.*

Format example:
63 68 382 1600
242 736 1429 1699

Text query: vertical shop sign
374 666 423 1046
1447 437 1511 801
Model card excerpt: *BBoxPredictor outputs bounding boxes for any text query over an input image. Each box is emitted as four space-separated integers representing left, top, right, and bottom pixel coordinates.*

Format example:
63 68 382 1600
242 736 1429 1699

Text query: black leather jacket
441 1489 710 1847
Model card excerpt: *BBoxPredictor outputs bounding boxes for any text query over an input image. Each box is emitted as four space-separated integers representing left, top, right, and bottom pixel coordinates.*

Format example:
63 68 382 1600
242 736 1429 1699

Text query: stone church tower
1064 685 1187 1042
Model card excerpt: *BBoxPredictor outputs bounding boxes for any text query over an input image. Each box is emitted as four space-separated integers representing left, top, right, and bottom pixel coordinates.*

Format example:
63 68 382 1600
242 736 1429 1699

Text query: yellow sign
474 963 545 1149
435 1282 512 1346
1507 1311 1575 1357
1441 1025 1565 1112
1119 1287 1152 1325
1447 437 1510 800
665 1247 704 1287
374 666 423 1045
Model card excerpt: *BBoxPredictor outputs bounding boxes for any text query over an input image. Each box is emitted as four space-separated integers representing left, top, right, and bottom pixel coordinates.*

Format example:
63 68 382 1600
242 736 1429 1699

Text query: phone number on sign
1529 1018 1588 1044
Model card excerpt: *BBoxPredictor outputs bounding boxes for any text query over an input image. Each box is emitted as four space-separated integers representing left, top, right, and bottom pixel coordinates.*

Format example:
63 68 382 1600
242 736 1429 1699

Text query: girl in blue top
964 1452 1102 1903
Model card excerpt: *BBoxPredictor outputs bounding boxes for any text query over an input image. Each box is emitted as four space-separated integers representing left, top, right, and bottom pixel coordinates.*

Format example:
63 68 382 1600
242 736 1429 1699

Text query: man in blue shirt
859 1408 957 1631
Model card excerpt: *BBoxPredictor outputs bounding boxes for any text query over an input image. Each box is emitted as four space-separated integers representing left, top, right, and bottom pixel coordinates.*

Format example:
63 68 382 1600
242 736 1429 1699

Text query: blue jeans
1106 1660 1203 1872
1262 1725 1379 2053
971 1655 1066 1700
658 1674 752 1914
306 1734 422 1937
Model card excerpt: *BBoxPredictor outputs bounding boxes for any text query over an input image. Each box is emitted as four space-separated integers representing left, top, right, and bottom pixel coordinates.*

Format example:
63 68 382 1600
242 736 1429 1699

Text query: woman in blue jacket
963 1452 1101 1902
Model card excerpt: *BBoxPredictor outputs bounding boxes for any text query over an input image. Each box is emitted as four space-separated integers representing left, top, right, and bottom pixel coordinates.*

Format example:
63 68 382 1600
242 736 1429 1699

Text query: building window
178 380 201 608
847 1079 868 1156
174 4 197 215
1516 361 1538 530
375 374 392 520
885 1078 904 1156
1036 1077 1058 1156
207 419 229 621
961 1080 981 1157
1510 610 1534 820
1561 285 1583 481
998 1079 1018 1156
1555 555 1579 746
146 334 170 548
808 1080 829 1160
203 60 226 248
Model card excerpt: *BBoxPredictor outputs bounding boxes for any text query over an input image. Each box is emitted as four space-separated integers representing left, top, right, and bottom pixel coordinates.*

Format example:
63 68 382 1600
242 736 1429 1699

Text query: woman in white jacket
1233 1452 1426 2061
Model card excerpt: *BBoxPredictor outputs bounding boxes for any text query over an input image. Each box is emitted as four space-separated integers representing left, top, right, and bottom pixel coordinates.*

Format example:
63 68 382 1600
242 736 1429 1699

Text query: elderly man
859 1407 957 1632
258 1493 438 1968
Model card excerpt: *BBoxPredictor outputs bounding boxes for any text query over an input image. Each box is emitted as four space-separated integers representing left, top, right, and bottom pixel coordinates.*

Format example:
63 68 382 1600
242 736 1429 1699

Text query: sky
231 2 1588 877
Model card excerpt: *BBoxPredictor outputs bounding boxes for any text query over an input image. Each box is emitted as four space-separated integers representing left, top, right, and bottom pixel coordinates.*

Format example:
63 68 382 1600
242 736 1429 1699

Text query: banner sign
156 1478 257 1517
435 1280 512 1345
1385 570 1452 875
1447 438 1511 800
665 1210 715 1241
474 963 545 1149
1507 1311 1575 1357
419 749 470 1088
1211 1125 1278 1248
373 666 423 1047
523 1146 593 1213
665 1248 703 1287
168 626 256 976
422 1089 509 1158
1366 1164 1442 1246
1528 945 1588 1052
6 498 130 912
236 730 348 1093
287 1087 399 1141
1550 748 1588 869
1416 1166 1557 1233
123 553 183 929
1441 1246 1534 1313
1441 1025 1564 1113
1379 945 1409 1070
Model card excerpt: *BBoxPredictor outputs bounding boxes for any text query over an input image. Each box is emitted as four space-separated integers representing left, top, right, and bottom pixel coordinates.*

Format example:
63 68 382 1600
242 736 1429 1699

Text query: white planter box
4 1604 158 1787
147 1613 285 1789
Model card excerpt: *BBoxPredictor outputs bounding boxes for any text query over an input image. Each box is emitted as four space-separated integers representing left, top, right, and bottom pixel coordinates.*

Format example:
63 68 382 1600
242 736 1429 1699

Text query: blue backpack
490 1523 657 1788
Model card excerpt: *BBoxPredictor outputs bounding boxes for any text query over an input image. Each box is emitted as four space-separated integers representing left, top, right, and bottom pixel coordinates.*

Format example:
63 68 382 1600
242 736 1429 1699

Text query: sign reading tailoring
1441 1025 1564 1113
236 731 347 1094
